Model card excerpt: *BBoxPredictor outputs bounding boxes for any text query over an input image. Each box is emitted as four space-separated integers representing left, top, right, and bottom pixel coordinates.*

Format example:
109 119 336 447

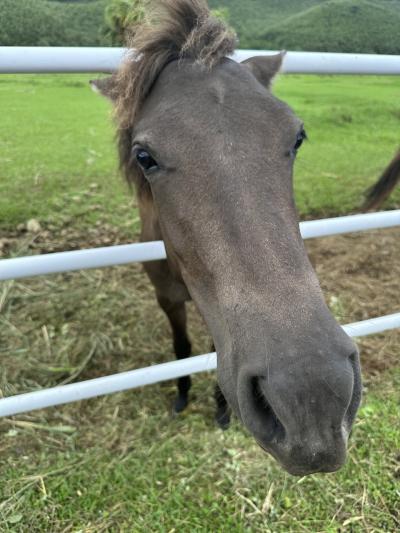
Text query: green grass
0 73 399 230
279 74 400 216
0 253 399 530
0 74 133 231
1 366 399 531
0 237 399 530
1 73 399 531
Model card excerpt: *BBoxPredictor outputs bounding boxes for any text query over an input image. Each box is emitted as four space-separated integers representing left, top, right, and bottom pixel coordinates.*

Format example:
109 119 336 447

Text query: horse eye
135 149 159 171
293 128 307 153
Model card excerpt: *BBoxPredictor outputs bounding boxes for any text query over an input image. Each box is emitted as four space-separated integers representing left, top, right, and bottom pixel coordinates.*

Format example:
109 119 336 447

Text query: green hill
1 0 400 52
0 0 108 47
208 0 324 48
209 0 400 52
56 0 107 46
255 0 400 53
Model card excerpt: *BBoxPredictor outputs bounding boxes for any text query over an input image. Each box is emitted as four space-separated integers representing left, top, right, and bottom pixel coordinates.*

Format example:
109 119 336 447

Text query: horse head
93 0 362 475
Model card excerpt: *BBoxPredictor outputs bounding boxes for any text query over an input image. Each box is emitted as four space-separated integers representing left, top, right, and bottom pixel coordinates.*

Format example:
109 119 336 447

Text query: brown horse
363 148 400 211
92 0 362 476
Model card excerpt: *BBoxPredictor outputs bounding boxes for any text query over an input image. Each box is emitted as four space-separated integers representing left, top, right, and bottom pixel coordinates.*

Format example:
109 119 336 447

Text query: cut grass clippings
0 225 399 531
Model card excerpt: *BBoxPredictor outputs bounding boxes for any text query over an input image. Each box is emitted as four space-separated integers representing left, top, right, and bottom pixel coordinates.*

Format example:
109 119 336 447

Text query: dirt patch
0 223 399 395
306 228 399 374
0 220 132 257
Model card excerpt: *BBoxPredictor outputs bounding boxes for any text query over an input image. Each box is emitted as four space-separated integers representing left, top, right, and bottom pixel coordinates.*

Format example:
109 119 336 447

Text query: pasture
0 73 399 531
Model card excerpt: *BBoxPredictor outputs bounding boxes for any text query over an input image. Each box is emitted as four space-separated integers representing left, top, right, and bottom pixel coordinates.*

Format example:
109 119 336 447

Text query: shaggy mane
116 0 236 129
114 0 237 191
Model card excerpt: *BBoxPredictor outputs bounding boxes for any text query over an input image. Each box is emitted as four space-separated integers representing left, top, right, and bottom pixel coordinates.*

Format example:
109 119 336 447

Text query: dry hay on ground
0 224 398 399
306 228 399 374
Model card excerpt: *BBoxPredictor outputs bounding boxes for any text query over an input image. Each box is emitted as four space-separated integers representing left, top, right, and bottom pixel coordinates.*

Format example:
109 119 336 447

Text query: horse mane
363 149 400 211
114 0 237 193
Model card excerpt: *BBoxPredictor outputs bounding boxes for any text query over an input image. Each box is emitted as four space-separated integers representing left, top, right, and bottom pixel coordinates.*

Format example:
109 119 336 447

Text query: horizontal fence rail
0 312 399 418
1 48 400 75
1 210 399 281
2 46 399 421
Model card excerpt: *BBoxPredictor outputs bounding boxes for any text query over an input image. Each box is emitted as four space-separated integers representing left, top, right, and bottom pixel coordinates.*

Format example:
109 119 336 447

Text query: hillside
255 0 400 53
0 0 108 47
1 0 400 52
57 0 107 46
209 0 400 52
208 0 324 48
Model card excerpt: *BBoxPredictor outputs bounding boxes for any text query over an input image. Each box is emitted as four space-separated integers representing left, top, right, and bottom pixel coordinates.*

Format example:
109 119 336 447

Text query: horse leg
215 383 231 430
211 343 231 429
158 296 192 413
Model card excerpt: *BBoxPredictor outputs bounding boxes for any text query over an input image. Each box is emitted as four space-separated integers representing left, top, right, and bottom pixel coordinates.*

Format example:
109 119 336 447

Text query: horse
91 0 362 476
363 148 400 211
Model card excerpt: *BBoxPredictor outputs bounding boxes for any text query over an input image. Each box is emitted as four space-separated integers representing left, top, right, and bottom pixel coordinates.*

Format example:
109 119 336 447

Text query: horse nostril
251 377 285 443
344 350 362 430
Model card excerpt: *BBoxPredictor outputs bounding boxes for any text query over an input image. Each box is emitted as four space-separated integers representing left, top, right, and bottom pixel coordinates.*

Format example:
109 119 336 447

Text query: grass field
1 73 399 231
0 74 400 531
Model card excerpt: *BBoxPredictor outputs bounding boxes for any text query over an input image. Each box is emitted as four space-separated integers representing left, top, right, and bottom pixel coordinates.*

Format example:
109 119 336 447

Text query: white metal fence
1 313 400 418
1 210 400 281
1 48 400 74
0 48 399 418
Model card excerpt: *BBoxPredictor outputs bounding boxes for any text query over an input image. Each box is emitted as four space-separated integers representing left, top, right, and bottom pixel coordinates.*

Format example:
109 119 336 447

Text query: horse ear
242 52 286 89
90 75 118 101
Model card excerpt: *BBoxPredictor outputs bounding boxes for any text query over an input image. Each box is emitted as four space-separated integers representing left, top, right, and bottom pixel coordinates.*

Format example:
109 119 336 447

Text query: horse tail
363 148 400 211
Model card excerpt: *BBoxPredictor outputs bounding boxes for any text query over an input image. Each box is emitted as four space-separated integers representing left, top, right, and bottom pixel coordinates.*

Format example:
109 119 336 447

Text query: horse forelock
115 0 236 193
